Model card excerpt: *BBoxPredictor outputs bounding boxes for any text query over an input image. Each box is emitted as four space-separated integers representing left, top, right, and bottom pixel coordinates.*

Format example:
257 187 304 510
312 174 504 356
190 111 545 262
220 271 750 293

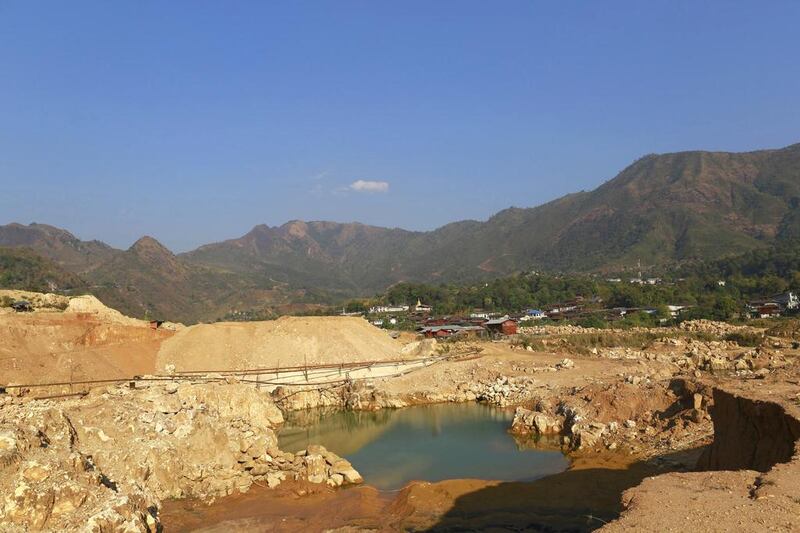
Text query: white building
368 304 410 314
413 299 433 313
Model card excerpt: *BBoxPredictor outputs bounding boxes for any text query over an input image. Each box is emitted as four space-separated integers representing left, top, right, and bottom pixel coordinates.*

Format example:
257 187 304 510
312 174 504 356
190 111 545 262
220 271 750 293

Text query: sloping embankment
605 380 800 531
697 387 800 472
156 316 406 372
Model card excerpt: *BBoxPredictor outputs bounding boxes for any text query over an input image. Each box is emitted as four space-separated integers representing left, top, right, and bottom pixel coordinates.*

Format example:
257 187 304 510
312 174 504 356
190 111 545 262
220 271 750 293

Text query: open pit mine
1 290 799 532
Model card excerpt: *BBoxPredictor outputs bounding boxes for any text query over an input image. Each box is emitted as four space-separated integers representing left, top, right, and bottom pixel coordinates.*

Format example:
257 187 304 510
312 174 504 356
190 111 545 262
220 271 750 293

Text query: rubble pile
677 319 756 336
519 324 627 336
0 381 362 532
472 376 537 407
578 336 792 380
294 444 362 486
509 379 714 456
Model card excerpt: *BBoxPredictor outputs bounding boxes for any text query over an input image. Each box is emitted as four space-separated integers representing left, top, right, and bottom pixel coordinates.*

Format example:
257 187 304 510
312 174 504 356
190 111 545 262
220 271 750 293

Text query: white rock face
510 407 564 435
0 381 361 532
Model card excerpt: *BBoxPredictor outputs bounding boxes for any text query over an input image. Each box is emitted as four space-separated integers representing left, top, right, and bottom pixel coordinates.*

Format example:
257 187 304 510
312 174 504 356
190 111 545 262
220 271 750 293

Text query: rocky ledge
0 381 362 532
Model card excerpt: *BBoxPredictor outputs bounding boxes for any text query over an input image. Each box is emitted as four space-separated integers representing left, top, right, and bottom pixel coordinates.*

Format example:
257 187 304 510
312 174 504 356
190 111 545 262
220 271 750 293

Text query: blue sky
1 1 799 251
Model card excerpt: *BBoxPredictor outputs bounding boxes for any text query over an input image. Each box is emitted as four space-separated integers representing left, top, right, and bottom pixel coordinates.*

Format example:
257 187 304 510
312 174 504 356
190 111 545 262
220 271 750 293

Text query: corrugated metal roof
484 315 514 325
419 325 484 333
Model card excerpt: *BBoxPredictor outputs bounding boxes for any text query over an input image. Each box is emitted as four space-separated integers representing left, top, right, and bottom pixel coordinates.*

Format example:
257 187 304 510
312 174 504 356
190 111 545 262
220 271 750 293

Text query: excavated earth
1 297 799 532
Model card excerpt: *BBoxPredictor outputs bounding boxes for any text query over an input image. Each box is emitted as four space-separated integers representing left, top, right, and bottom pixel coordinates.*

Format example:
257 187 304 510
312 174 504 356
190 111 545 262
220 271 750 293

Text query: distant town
330 284 800 339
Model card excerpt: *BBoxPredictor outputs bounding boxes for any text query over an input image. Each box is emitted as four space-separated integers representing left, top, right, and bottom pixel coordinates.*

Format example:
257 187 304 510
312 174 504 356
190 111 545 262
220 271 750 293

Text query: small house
519 309 545 322
751 303 781 319
418 324 486 339
667 305 689 318
483 316 518 336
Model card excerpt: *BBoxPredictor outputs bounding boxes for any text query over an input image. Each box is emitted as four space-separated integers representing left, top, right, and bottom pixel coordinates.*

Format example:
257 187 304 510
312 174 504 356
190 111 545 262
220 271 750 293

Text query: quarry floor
2 302 800 532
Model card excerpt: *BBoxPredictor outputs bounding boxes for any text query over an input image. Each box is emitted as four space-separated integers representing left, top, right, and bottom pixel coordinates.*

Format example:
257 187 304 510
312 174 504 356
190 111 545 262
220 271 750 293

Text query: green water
278 403 570 491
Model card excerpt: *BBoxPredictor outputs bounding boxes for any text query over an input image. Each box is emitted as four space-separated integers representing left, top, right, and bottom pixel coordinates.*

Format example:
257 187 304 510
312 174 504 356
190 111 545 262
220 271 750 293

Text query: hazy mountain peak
0 222 118 273
129 235 172 255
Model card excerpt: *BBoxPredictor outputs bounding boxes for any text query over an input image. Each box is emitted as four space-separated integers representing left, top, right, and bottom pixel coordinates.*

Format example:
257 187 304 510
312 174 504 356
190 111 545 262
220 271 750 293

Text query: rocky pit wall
0 382 362 532
605 378 800 531
698 386 800 471
3 373 799 532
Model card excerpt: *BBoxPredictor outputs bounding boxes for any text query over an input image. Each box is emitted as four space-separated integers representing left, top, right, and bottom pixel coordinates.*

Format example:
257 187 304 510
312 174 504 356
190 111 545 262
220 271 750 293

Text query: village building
749 302 782 319
369 304 410 314
483 316 518 336
667 305 690 318
747 291 799 318
772 292 799 311
522 309 545 320
418 324 485 339
413 299 433 314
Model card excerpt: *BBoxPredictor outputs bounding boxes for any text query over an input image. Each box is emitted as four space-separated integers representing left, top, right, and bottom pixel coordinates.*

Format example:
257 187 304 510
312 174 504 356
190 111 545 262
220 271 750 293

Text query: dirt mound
0 313 172 385
65 294 146 327
156 316 406 372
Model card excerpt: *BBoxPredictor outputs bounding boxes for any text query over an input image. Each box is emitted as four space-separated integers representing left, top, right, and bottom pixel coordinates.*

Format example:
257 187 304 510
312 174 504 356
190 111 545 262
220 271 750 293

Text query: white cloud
349 180 389 193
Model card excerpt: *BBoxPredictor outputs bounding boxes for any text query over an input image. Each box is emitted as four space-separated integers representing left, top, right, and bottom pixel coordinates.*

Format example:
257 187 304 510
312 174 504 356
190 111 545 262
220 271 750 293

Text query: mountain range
2 142 800 322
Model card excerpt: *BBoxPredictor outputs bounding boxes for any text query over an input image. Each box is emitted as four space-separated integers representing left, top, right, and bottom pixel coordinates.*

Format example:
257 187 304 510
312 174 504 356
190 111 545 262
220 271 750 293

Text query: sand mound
0 313 173 385
66 295 146 327
156 316 406 372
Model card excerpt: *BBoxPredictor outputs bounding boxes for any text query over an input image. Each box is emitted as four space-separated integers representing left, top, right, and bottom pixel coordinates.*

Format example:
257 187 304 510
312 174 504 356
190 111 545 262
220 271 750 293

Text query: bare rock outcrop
697 387 800 471
0 382 362 531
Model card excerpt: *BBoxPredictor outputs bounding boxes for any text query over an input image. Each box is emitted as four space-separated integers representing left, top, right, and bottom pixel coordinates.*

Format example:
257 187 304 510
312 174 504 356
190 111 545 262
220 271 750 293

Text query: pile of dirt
0 313 172 386
156 316 406 372
65 295 147 327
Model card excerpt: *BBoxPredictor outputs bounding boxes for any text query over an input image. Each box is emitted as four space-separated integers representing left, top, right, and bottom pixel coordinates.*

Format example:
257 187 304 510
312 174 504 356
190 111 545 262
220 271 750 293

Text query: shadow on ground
421 448 703 532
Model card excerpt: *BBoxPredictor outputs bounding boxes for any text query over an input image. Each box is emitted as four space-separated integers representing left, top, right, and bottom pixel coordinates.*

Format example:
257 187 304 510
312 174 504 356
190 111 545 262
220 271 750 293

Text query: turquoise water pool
278 402 569 490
